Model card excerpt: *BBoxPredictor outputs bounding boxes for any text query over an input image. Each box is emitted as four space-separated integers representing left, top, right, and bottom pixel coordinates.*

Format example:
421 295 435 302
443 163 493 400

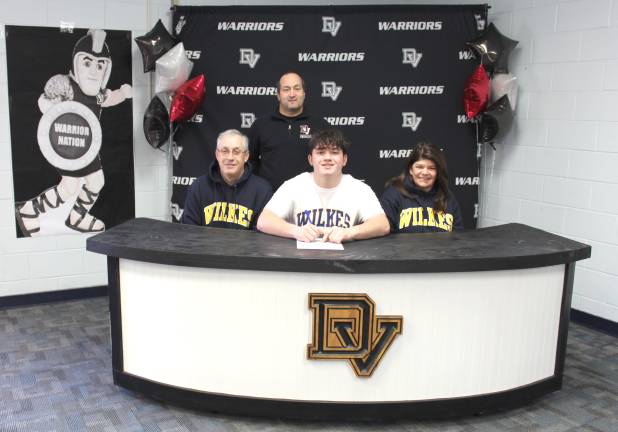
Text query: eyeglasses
216 148 246 156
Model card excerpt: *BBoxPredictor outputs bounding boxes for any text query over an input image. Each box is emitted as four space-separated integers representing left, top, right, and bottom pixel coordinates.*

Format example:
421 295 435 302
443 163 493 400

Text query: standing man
181 129 272 229
248 71 329 191
257 129 390 243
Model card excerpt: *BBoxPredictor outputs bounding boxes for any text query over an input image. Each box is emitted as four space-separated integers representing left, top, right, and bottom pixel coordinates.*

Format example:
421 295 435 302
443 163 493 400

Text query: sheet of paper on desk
296 240 344 250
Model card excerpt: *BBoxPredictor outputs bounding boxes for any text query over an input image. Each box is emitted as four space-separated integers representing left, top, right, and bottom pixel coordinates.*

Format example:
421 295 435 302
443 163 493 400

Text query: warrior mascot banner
6 26 134 237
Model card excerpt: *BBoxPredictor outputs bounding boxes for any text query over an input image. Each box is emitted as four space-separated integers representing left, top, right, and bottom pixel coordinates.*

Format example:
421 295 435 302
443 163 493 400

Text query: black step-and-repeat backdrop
171 5 487 228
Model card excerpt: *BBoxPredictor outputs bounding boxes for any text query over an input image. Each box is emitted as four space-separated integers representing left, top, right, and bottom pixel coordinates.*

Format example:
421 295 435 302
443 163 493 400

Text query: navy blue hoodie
380 176 463 233
181 161 273 229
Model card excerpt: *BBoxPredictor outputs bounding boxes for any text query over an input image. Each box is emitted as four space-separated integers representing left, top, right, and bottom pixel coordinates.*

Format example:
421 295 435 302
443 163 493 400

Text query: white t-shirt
265 172 385 228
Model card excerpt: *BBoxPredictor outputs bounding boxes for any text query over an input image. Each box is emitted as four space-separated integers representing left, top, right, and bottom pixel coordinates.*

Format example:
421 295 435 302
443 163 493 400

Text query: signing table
87 218 590 420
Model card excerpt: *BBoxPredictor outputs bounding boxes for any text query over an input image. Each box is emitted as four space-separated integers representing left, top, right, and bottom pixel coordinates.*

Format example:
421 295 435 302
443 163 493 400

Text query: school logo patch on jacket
299 124 311 138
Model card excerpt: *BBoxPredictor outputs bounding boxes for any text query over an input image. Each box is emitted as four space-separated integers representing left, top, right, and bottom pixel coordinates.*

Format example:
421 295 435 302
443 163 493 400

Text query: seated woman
381 142 463 233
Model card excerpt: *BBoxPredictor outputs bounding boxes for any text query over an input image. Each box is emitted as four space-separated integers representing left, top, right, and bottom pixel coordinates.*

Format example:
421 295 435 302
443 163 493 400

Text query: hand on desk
292 224 324 243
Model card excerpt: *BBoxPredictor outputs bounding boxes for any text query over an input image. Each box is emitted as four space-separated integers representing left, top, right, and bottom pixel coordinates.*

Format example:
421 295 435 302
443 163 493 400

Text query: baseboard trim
571 309 617 337
0 286 108 309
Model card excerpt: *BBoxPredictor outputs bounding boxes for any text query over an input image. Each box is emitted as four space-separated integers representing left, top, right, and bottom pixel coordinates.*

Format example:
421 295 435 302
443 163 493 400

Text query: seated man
257 128 390 243
182 129 272 229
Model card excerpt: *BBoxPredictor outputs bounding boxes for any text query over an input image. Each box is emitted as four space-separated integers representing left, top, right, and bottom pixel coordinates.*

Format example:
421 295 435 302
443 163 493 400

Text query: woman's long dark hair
385 142 451 213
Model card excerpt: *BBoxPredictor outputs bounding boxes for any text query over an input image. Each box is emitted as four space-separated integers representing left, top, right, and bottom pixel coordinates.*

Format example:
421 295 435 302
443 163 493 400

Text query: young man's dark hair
308 128 350 155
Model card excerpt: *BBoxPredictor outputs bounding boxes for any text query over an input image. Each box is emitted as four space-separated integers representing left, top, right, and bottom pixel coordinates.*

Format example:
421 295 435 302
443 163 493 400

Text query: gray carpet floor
0 297 616 432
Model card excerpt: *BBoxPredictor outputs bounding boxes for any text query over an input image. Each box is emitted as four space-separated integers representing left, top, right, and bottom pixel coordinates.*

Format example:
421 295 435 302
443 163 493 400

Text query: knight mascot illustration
15 29 131 236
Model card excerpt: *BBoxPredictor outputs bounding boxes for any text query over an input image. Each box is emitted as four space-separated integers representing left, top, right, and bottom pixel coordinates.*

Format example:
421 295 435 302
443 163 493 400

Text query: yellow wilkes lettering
216 86 277 96
298 52 365 62
204 201 253 228
378 21 442 31
217 22 284 31
399 207 453 231
379 86 444 95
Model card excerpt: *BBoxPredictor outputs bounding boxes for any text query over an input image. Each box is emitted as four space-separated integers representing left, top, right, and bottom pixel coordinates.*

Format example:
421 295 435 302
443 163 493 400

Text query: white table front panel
119 259 565 402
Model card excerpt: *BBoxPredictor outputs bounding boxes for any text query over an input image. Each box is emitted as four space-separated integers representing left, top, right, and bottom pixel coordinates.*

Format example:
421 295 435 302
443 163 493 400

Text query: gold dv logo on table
307 293 403 377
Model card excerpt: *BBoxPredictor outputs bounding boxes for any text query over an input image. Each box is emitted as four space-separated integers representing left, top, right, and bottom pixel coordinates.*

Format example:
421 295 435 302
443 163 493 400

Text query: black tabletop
86 218 590 274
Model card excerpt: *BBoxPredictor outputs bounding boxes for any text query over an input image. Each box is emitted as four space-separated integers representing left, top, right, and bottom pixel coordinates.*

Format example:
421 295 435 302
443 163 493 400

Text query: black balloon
135 20 178 72
466 23 518 74
479 95 513 144
143 96 170 148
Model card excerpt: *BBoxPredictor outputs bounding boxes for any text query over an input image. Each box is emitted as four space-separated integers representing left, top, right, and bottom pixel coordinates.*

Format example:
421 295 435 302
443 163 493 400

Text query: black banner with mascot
7 26 134 237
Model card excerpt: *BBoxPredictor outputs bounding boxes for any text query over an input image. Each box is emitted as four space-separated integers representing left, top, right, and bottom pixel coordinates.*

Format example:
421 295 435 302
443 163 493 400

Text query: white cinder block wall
0 0 173 297
1 0 616 325
479 0 618 323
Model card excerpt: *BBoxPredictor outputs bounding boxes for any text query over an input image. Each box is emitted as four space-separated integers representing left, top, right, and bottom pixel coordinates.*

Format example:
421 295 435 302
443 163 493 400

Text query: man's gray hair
216 129 249 152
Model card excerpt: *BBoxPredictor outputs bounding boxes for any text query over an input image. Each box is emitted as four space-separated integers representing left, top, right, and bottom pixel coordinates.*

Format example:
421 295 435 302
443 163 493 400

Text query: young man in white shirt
257 129 390 243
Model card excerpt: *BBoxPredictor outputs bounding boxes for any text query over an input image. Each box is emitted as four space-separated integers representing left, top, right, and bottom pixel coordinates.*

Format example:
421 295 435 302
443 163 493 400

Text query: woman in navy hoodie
380 142 463 233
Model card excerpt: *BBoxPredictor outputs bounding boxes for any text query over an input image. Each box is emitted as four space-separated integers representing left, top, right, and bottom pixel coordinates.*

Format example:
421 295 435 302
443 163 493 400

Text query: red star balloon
463 64 490 119
170 74 206 122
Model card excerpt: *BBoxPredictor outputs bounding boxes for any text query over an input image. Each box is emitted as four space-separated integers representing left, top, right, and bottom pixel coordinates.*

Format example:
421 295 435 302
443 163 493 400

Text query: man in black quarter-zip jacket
181 129 272 229
248 71 329 191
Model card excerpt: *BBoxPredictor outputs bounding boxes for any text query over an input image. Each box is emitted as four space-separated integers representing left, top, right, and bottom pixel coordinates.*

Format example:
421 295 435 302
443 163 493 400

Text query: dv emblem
307 293 403 377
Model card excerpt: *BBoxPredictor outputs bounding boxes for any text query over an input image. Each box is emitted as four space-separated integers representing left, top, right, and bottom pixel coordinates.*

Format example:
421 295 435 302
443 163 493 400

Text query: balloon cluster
463 23 518 145
135 20 206 148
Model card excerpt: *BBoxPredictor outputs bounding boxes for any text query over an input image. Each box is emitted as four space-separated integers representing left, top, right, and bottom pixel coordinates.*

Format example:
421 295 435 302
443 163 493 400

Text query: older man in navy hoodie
181 129 273 229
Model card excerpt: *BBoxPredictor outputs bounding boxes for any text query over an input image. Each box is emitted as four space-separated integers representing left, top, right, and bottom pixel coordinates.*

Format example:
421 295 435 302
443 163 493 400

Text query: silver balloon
154 42 193 94
490 73 518 110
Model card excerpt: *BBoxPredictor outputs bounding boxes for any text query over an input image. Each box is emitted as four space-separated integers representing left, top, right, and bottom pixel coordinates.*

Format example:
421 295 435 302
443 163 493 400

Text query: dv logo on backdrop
171 203 184 221
474 14 486 31
402 112 422 131
402 48 422 67
322 17 341 36
322 82 342 101
240 113 256 128
172 143 183 161
239 48 260 68
175 16 187 35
